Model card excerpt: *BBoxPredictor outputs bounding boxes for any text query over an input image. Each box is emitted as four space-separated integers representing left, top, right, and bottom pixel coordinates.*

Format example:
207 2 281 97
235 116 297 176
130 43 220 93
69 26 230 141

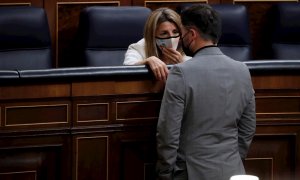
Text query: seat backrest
271 3 300 59
177 4 251 61
78 6 151 66
0 6 52 70
212 4 251 61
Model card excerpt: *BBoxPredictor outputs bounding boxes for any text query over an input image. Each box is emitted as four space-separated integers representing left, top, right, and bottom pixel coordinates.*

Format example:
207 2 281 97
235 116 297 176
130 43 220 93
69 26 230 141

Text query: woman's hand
146 56 169 82
161 47 183 64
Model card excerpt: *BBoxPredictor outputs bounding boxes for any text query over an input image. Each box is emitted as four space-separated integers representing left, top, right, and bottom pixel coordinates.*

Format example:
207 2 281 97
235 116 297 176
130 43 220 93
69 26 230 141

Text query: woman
123 8 190 81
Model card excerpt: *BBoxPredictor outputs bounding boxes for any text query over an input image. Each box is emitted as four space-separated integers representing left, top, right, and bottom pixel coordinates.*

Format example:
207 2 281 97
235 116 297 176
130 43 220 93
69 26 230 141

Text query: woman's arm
124 41 169 81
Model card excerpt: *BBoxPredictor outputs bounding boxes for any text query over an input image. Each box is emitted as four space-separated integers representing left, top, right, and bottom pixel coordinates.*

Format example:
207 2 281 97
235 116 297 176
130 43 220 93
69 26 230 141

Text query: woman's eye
172 31 179 36
159 32 169 37
158 30 179 38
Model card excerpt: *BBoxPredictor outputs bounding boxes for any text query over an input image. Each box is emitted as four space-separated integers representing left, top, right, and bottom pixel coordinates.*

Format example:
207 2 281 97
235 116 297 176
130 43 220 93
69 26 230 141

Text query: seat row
0 3 299 70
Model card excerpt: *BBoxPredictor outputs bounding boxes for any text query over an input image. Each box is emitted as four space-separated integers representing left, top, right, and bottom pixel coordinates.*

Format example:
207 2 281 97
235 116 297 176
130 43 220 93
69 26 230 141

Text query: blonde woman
124 8 191 81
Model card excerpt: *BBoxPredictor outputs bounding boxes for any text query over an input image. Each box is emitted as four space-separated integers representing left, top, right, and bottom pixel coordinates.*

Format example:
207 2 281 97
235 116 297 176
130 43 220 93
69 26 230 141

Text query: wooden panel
75 136 108 180
77 103 109 122
74 102 110 127
245 158 273 180
72 81 116 96
0 63 298 180
0 141 66 180
115 80 165 94
121 139 156 180
256 96 300 120
246 134 297 180
0 171 37 180
0 0 42 6
0 83 70 100
252 75 300 90
113 131 156 180
56 1 120 67
72 80 164 96
241 2 275 59
1 101 70 130
116 100 161 120
144 0 209 10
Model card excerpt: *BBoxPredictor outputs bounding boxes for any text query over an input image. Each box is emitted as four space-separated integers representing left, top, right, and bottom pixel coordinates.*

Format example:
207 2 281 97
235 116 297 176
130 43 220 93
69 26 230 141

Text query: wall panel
0 100 70 131
74 135 109 180
144 0 209 10
246 134 297 180
0 0 42 7
116 100 161 120
56 1 120 67
0 136 70 180
245 158 273 180
112 130 156 180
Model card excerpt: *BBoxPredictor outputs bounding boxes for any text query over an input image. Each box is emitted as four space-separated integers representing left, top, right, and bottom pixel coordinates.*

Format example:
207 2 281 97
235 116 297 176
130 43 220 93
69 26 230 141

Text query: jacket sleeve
123 40 145 65
238 88 256 159
156 65 185 180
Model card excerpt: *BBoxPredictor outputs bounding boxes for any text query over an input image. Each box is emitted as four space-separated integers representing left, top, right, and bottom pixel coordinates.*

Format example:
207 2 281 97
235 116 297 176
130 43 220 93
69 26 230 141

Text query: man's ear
190 28 198 39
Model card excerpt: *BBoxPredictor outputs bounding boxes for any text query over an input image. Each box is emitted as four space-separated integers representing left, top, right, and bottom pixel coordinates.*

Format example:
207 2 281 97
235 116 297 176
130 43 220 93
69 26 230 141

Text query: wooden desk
0 61 299 180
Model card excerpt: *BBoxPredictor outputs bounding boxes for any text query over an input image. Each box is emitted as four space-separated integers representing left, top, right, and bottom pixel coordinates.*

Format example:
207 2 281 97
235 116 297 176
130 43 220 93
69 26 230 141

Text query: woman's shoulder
129 38 145 48
137 38 145 45
127 38 146 57
183 55 192 61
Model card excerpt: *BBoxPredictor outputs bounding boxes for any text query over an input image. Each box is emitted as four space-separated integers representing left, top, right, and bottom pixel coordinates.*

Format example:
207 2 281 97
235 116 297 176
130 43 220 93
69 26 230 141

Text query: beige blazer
123 38 191 65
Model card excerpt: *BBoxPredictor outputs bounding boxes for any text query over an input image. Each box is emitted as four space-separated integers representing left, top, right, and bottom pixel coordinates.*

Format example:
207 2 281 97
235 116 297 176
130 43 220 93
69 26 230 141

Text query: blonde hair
144 8 182 58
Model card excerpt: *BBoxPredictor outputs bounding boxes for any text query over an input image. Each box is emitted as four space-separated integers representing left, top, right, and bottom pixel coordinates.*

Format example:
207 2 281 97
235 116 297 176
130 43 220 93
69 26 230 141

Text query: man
156 4 256 180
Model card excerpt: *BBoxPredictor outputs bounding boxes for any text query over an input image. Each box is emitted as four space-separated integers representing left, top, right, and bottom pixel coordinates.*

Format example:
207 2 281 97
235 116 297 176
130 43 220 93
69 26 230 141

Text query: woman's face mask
156 35 180 50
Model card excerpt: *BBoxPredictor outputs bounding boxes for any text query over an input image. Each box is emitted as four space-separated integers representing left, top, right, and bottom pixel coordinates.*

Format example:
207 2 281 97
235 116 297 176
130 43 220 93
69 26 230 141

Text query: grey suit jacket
156 47 256 180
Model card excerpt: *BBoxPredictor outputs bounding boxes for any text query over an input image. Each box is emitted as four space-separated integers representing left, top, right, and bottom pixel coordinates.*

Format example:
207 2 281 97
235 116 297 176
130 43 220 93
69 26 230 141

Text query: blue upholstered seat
0 6 52 70
212 4 251 61
271 3 300 59
78 6 151 66
177 4 252 61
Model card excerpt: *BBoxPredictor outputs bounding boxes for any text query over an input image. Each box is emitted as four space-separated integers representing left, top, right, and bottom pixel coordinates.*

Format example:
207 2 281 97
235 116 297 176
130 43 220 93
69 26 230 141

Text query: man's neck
192 40 215 53
197 40 214 50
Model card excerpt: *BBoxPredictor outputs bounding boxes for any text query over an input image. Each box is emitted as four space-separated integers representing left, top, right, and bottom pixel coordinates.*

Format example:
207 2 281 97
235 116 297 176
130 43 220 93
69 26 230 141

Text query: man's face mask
156 35 180 50
181 30 194 57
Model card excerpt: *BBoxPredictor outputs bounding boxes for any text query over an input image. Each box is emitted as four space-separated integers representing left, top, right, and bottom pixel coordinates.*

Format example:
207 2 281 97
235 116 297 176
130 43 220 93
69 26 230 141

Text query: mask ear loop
181 29 190 40
155 34 180 39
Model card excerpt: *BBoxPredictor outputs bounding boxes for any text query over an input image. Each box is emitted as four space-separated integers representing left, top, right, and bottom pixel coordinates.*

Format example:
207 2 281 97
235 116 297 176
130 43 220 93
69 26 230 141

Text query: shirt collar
193 45 217 56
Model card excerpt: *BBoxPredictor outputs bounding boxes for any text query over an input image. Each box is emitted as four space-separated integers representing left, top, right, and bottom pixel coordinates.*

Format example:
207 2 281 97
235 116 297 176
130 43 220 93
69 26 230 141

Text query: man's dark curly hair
181 4 222 44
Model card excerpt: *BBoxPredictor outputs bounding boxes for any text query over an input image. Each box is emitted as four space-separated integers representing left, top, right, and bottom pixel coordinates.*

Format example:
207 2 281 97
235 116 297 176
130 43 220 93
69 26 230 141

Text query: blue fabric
177 4 251 61
78 6 151 66
0 6 52 70
272 3 300 59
